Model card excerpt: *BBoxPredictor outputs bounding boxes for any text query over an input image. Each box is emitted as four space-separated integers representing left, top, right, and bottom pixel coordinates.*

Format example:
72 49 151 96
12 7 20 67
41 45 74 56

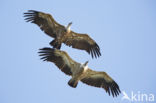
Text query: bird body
24 10 101 58
39 47 121 97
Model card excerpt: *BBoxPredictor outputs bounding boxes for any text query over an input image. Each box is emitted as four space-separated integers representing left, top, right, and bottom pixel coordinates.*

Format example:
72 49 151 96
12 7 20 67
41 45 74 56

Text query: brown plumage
24 10 101 58
38 47 121 97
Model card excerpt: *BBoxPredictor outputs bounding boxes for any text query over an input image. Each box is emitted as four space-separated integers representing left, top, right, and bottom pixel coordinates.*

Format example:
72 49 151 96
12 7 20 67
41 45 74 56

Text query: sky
0 0 156 103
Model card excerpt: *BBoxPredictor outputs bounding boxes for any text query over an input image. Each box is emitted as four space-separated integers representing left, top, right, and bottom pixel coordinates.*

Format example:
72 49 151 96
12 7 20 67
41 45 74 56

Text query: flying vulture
24 10 101 58
38 47 121 97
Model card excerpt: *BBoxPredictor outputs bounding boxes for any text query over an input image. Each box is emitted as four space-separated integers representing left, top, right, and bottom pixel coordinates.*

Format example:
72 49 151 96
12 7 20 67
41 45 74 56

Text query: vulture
24 10 101 58
38 47 121 97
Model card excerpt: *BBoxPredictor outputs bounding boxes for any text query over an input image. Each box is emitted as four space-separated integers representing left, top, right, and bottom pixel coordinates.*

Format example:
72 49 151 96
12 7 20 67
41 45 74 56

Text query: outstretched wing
38 47 80 75
64 31 101 58
24 10 65 38
81 69 121 97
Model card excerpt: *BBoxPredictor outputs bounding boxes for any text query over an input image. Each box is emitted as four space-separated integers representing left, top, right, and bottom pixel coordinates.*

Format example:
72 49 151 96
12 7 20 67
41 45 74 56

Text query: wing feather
81 69 121 97
38 47 79 75
24 10 65 38
64 31 101 58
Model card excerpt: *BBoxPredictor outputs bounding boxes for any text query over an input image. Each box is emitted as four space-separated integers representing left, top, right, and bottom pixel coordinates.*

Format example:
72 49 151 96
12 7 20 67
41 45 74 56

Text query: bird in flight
38 47 121 97
24 10 101 58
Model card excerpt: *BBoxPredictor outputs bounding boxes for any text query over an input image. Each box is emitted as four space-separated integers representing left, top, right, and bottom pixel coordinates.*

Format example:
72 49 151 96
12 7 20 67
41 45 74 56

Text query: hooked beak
84 61 89 66
68 22 72 26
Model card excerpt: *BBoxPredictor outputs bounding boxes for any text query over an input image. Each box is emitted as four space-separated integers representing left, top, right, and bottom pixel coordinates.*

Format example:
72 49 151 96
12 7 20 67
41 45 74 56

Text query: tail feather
68 79 78 88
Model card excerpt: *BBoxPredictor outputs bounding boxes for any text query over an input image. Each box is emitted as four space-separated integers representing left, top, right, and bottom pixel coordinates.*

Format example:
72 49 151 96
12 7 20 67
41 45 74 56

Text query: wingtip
89 43 101 59
111 81 121 97
104 80 121 97
38 47 55 62
39 47 53 51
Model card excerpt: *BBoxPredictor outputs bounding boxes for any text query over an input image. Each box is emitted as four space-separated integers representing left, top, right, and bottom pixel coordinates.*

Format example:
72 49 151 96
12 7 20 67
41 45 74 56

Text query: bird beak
69 22 72 26
84 61 89 66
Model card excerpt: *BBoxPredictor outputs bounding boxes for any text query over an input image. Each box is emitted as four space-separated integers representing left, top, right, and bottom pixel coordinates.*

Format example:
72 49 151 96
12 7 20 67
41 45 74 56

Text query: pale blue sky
0 0 156 103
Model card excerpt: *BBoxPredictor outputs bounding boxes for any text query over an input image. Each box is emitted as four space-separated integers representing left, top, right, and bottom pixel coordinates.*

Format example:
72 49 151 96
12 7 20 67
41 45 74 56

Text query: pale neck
66 23 71 33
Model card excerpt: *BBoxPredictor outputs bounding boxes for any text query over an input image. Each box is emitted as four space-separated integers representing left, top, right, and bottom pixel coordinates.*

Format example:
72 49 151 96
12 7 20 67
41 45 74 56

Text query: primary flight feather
24 10 101 58
38 47 120 97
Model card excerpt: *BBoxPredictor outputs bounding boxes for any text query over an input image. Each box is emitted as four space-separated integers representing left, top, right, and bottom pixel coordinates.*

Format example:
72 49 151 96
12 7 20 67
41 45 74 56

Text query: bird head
81 61 89 70
80 61 89 69
68 22 72 26
82 61 89 71
83 61 89 66
66 22 72 33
